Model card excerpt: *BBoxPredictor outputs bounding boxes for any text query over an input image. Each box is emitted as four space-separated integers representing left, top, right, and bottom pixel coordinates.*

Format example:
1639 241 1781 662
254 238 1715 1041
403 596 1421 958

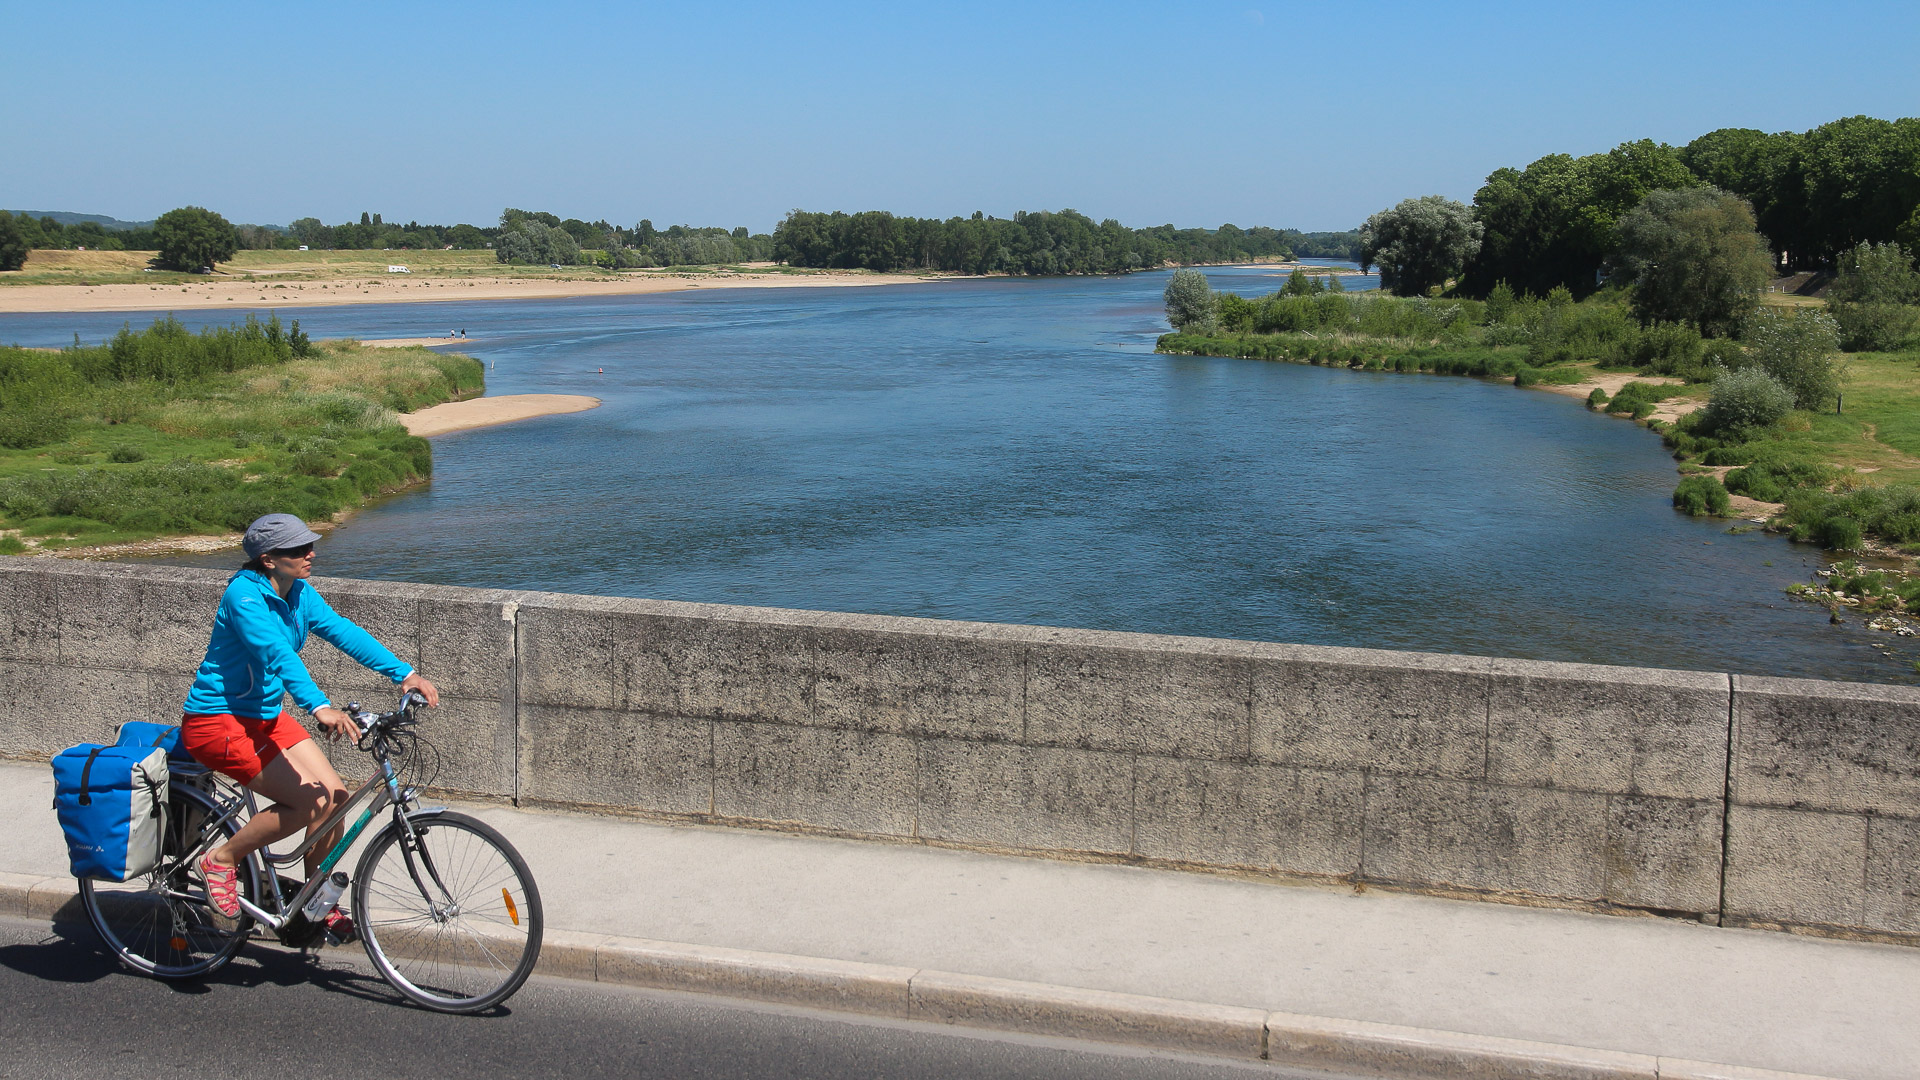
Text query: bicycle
77 691 544 1014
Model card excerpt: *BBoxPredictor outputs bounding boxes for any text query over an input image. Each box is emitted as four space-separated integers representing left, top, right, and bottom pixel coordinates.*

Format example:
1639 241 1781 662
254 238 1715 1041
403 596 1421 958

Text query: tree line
770 209 1315 275
1446 114 1918 300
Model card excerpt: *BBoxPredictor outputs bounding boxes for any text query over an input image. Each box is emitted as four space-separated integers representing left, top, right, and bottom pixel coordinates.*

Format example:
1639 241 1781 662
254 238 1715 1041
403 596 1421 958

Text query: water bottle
300 871 349 921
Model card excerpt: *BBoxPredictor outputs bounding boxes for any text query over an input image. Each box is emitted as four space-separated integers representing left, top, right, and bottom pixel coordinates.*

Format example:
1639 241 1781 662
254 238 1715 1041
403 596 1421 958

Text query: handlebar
345 690 427 752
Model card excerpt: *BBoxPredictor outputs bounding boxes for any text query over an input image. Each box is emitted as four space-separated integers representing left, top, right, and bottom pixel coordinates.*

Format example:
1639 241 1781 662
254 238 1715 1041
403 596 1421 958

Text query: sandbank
0 270 950 314
399 394 601 437
1536 371 1702 422
345 337 479 349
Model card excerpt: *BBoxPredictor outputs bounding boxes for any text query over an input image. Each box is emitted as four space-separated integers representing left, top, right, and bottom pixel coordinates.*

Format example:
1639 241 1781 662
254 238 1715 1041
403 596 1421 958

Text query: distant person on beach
178 513 441 937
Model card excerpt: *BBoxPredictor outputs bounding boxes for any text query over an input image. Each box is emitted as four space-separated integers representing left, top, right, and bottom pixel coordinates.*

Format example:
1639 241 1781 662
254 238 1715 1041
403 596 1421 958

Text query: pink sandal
200 855 240 918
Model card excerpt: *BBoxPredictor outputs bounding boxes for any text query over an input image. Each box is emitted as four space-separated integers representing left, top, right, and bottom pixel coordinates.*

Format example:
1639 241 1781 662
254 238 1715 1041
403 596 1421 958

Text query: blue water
2 267 1905 682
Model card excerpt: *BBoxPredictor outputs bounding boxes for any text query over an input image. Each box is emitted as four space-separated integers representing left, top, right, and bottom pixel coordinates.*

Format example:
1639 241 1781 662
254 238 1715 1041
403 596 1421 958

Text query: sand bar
400 394 601 437
0 271 950 314
344 337 478 349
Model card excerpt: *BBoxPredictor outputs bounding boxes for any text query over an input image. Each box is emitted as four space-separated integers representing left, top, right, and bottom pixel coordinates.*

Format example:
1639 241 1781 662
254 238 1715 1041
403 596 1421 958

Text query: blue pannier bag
52 742 169 882
113 721 190 763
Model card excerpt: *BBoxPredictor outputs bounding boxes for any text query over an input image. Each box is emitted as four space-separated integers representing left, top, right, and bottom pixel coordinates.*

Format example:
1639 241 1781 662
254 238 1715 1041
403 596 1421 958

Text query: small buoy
598 367 603 373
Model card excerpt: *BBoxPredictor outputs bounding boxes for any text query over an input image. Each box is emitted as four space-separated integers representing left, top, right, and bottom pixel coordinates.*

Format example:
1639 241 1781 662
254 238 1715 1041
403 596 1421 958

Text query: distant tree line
0 211 161 254
771 209 1302 274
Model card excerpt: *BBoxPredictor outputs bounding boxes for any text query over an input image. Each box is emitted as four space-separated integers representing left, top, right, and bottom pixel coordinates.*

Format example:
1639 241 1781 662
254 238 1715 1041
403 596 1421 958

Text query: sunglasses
269 543 315 559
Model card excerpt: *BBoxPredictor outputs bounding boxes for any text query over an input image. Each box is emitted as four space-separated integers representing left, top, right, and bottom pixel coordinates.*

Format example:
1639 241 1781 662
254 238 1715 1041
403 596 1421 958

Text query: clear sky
4 1 1915 233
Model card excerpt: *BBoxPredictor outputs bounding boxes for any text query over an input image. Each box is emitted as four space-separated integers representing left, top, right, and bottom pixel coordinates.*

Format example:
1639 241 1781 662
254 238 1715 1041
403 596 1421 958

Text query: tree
1746 308 1843 411
152 206 238 271
0 211 29 271
1827 241 1920 351
1359 195 1482 297
1614 187 1773 336
1163 268 1214 332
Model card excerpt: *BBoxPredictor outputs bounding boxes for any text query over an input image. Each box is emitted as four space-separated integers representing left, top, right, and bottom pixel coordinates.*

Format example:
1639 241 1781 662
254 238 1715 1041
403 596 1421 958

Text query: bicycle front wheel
353 810 543 1013
80 781 258 980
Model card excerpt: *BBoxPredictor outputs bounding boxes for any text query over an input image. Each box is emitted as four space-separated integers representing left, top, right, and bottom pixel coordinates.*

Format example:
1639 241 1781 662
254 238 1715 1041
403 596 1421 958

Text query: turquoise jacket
183 570 412 719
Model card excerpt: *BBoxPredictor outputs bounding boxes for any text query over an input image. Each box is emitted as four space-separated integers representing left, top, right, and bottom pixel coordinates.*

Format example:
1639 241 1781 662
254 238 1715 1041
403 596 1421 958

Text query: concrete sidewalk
4 760 1911 1079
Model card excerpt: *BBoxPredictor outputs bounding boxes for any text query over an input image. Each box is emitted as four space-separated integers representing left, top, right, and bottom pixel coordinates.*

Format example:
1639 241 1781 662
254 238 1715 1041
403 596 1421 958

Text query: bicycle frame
176 714 449 935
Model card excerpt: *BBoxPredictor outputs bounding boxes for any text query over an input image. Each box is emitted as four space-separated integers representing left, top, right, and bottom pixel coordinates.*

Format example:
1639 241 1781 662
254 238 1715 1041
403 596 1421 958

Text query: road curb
0 877 1845 1080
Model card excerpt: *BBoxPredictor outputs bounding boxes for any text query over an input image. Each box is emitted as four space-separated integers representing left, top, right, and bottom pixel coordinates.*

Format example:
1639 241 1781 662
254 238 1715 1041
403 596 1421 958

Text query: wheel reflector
503 888 519 926
170 936 189 951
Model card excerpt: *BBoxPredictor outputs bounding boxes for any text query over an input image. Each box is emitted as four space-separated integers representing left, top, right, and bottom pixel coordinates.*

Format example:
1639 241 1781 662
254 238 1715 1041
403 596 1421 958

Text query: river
1 265 1908 683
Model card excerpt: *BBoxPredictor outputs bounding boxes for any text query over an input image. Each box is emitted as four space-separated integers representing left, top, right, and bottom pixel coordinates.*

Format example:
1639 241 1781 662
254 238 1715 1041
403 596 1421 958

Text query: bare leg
207 739 347 881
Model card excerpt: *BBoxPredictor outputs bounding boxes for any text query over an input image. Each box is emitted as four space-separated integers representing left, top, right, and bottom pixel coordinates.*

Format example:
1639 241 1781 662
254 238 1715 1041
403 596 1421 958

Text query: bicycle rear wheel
353 810 543 1013
80 782 258 979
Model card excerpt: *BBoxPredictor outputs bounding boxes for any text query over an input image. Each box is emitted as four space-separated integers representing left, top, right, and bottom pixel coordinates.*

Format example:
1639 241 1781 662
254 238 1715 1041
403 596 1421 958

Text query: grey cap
242 513 322 559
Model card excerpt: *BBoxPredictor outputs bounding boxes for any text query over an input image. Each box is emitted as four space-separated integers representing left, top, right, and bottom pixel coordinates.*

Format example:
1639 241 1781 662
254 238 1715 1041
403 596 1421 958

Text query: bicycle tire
352 810 543 1014
80 780 258 980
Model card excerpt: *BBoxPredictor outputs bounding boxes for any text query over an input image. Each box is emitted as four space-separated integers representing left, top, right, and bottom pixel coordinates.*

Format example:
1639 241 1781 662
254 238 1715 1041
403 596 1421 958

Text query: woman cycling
180 513 439 939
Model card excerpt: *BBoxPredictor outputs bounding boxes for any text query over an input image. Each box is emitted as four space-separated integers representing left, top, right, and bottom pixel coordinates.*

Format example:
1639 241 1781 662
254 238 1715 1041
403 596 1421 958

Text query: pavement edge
0 877 1845 1080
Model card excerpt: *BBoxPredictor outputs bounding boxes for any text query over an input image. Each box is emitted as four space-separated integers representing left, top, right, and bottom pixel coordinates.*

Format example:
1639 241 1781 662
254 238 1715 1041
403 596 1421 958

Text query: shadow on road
0 897 496 1013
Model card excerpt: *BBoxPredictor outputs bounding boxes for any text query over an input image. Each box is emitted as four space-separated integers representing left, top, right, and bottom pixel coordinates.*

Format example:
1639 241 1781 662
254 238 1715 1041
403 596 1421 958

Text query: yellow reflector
503 888 519 926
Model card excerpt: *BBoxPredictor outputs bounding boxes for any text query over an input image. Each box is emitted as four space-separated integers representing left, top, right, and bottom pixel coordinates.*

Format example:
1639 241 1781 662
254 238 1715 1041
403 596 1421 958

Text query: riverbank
0 332 481 554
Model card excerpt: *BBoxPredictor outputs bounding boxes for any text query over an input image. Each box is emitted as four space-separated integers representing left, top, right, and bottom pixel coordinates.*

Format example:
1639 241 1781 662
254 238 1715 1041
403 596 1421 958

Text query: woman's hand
400 672 440 708
313 705 358 742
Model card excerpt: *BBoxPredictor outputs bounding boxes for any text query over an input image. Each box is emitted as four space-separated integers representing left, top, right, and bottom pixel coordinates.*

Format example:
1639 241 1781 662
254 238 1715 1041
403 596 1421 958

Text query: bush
1745 308 1843 410
1673 475 1732 516
1586 387 1610 409
1699 367 1793 435
107 444 146 463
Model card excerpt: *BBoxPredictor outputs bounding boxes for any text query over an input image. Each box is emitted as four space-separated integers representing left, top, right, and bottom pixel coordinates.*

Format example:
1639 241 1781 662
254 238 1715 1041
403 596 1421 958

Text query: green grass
0 323 481 548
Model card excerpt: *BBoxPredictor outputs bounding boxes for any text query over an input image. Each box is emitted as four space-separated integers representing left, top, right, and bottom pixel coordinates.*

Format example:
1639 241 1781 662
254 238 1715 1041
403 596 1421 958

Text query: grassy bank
0 317 481 550
1157 289 1920 562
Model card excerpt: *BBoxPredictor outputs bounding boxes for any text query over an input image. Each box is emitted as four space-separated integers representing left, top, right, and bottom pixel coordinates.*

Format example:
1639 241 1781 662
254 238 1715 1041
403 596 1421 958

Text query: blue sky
3 1 1915 233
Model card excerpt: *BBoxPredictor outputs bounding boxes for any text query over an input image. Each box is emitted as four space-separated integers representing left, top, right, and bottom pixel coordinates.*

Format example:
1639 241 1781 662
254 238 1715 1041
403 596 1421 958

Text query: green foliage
1358 196 1483 297
1587 387 1610 409
1485 281 1518 324
1673 474 1731 516
152 206 239 271
1700 367 1793 435
1163 269 1215 332
1783 485 1920 549
1828 241 1920 351
1462 139 1697 298
772 209 1294 274
494 216 581 265
1614 187 1772 335
1604 380 1679 420
0 319 474 545
0 211 28 271
1745 308 1844 410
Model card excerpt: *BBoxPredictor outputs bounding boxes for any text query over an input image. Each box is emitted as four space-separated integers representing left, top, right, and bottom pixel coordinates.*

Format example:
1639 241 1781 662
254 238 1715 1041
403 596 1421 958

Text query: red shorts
180 711 312 785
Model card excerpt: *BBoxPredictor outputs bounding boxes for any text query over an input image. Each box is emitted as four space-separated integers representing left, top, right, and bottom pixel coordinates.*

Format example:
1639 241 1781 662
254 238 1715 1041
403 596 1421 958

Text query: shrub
1673 475 1732 516
1586 387 1610 409
107 444 146 463
1699 367 1793 435
1745 308 1843 410
0 535 23 555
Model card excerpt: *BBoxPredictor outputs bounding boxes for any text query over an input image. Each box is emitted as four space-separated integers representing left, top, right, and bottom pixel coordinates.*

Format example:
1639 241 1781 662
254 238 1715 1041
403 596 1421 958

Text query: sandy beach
399 393 601 437
0 270 949 314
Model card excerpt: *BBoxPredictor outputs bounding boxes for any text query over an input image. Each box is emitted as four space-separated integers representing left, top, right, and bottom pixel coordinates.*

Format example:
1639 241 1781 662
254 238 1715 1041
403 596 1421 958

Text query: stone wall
4 556 1916 939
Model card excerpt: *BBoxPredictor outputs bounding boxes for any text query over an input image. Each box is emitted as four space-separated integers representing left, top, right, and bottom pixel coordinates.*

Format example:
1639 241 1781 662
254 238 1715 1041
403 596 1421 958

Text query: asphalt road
0 914 1364 1080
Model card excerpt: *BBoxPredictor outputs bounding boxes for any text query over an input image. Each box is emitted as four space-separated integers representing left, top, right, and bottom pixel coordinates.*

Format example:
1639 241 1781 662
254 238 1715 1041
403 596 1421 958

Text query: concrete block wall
4 556 1918 939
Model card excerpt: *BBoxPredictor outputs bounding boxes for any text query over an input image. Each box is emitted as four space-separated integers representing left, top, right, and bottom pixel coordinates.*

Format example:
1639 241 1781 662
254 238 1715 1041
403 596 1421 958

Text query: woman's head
241 513 322 581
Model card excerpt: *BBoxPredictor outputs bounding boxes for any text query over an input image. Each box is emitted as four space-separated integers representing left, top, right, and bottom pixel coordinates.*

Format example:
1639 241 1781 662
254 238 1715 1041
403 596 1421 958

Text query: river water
1 266 1908 683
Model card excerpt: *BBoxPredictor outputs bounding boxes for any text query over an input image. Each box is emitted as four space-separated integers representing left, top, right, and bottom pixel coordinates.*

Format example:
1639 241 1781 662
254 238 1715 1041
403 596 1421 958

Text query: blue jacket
183 570 412 719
